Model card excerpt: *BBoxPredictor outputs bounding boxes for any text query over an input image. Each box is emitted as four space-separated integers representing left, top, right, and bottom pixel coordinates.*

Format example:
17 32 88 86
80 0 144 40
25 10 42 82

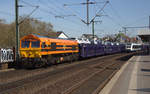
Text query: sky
0 0 150 38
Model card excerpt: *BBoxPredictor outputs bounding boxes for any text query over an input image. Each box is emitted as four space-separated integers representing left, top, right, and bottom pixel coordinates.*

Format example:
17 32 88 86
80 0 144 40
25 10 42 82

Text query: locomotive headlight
35 51 41 58
21 52 26 58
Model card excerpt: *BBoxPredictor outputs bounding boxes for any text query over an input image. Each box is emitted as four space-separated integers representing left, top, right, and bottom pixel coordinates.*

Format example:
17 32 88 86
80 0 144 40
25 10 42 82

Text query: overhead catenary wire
38 0 63 16
63 0 109 25
54 0 109 34
38 0 77 20
54 21 84 36
19 6 39 24
103 10 123 27
38 0 79 20
0 10 14 16
38 0 75 17
63 5 87 24
93 0 103 16
107 2 148 30
19 0 41 24
47 0 68 15
18 0 106 35
40 13 84 35
20 0 87 29
19 1 86 38
63 1 107 6
20 0 38 7
94 1 124 32
124 15 149 26
108 2 124 23
21 0 57 16
52 0 87 26
39 0 85 27
89 0 109 24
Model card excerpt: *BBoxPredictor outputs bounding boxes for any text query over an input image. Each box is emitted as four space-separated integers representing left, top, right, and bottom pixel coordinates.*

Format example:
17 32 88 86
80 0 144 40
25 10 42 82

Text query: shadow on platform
132 88 150 92
141 68 150 72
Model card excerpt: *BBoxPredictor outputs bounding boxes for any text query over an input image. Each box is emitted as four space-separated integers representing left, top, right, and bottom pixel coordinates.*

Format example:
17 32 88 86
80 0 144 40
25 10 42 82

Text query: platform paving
99 55 150 94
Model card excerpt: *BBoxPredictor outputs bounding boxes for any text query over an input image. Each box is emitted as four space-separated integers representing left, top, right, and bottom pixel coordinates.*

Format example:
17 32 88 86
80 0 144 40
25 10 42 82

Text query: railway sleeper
94 66 104 69
105 67 120 70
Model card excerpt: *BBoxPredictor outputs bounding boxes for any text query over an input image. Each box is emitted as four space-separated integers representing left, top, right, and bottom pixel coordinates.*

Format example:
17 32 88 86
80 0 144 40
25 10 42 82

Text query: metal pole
123 27 127 35
92 21 94 40
15 0 19 62
149 16 150 29
86 0 89 25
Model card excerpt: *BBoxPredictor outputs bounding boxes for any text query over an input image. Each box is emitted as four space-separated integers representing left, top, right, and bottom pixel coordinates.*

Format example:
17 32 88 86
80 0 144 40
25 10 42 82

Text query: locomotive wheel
21 58 35 69
34 58 47 68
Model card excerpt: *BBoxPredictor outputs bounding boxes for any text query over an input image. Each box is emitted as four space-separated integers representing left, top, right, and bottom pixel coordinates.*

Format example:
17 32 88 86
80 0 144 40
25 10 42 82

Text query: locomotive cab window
21 41 30 48
31 41 40 48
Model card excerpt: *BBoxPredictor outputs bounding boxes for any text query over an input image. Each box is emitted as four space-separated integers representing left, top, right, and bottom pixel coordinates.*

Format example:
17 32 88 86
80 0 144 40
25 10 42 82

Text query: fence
0 48 14 63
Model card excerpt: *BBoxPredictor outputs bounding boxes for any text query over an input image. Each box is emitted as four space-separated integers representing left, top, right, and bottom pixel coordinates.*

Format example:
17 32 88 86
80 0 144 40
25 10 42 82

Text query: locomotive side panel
20 34 79 68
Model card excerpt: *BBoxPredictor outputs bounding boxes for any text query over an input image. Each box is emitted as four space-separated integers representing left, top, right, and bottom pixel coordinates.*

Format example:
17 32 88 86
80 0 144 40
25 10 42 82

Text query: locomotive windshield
21 41 30 48
31 41 40 48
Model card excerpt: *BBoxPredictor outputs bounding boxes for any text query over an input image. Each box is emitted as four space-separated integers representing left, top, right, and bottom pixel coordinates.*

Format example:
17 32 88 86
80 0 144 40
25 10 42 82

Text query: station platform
99 55 150 94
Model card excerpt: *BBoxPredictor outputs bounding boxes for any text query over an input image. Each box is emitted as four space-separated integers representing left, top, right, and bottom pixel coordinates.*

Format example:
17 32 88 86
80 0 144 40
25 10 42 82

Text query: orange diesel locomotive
20 34 79 68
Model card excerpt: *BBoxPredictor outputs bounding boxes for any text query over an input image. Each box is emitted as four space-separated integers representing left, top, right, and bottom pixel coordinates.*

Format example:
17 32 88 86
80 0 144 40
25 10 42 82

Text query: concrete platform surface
99 55 150 94
0 68 15 73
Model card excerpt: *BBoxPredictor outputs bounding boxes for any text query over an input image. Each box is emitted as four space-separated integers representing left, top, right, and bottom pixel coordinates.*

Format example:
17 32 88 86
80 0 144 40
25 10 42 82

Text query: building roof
138 29 150 36
36 31 69 38
56 31 62 36
40 31 58 38
56 31 69 38
138 29 150 42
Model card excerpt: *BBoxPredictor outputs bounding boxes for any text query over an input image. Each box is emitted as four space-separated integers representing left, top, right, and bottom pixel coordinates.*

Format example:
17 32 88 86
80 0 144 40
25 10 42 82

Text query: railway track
61 55 129 94
0 52 137 94
0 53 122 84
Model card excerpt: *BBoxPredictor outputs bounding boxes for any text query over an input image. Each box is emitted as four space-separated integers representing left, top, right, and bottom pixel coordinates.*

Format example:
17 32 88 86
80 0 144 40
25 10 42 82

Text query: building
81 34 99 40
138 29 150 43
56 31 69 39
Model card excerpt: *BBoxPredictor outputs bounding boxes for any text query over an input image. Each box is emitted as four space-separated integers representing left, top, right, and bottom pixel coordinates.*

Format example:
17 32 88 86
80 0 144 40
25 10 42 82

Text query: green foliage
0 17 56 48
116 33 126 39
